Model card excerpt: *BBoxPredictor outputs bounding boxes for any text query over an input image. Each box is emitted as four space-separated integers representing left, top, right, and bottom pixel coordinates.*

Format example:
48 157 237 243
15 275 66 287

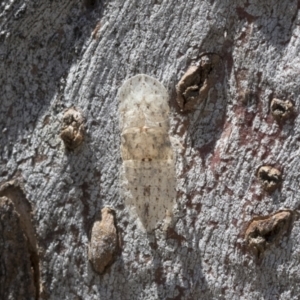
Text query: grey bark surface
1 0 300 299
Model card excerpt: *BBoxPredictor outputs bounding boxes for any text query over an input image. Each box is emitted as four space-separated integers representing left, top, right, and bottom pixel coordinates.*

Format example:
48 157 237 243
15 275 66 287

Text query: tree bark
1 0 300 299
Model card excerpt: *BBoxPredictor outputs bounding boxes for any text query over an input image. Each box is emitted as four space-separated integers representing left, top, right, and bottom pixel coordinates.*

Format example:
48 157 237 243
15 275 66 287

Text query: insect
118 74 176 231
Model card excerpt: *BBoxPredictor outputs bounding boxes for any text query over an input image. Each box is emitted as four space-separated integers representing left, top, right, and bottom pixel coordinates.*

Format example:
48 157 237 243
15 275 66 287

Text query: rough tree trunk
1 0 300 299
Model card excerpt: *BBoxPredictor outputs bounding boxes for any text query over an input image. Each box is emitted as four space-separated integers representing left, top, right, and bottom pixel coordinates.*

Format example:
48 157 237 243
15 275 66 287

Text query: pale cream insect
119 74 176 231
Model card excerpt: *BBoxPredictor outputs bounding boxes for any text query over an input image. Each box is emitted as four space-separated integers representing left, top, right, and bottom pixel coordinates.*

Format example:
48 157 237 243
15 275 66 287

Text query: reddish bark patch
210 148 221 171
43 115 50 126
154 266 166 285
236 7 258 23
166 227 186 245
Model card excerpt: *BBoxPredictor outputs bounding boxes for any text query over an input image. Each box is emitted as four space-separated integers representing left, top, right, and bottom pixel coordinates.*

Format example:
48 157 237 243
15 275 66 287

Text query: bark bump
88 207 118 274
60 107 85 150
176 53 221 112
245 210 293 259
257 166 282 193
270 98 294 122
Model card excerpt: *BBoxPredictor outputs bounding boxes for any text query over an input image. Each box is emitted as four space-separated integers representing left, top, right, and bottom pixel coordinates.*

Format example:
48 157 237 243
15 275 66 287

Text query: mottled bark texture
1 0 300 299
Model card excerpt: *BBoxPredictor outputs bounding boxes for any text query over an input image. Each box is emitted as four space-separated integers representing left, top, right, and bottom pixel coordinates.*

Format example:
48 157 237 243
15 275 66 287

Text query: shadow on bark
178 51 228 160
0 0 105 168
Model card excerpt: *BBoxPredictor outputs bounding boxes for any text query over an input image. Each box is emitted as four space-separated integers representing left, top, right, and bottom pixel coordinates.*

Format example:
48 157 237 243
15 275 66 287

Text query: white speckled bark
1 0 300 299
